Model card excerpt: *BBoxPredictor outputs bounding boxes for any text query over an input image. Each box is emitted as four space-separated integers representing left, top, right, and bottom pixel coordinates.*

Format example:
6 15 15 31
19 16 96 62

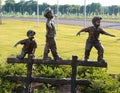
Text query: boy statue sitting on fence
43 7 62 61
14 30 37 60
76 16 115 62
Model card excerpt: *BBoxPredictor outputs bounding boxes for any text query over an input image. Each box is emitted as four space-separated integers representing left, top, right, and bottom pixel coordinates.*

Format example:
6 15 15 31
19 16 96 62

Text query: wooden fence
6 55 107 93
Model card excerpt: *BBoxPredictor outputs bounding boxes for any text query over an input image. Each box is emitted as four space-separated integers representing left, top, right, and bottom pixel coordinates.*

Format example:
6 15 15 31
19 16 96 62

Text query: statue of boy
14 30 37 60
43 7 62 61
76 16 115 62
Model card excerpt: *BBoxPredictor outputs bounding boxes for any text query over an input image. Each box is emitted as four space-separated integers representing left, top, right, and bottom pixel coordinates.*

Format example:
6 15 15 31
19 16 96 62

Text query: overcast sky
2 0 120 6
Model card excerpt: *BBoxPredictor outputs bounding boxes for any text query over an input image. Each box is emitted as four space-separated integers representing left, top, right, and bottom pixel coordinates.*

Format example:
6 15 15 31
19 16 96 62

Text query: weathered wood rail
7 58 107 67
7 76 90 86
6 55 107 93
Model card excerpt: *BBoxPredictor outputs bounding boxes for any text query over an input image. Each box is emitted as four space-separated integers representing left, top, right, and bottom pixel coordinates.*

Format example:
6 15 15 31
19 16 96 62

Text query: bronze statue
43 7 62 61
14 30 37 60
76 16 115 62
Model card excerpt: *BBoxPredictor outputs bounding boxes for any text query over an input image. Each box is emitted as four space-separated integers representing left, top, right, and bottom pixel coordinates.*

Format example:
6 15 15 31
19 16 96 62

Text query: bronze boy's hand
14 42 19 47
14 44 17 47
76 32 81 36
110 34 115 37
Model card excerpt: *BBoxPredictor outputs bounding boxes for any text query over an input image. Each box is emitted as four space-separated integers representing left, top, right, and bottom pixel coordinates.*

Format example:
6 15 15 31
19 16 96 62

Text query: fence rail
7 76 91 86
7 58 107 67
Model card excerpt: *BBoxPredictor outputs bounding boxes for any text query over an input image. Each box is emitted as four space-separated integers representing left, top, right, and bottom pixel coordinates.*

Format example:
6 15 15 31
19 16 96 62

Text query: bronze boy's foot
16 55 23 60
84 58 88 62
43 57 52 61
55 57 62 61
98 59 105 63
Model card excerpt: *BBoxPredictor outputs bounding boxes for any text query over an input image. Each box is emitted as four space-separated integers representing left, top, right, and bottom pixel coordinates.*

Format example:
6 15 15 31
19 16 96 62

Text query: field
0 19 120 74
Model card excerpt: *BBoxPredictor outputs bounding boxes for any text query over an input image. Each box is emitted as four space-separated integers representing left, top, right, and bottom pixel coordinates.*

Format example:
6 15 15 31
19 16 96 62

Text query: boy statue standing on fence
76 16 115 62
43 7 62 61
14 30 37 60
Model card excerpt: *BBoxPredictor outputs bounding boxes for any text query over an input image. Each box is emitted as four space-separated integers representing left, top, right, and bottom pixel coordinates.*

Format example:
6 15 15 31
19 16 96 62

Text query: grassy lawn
0 19 120 74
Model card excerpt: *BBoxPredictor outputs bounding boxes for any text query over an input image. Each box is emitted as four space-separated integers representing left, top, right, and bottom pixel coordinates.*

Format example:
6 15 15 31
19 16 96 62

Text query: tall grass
0 19 120 74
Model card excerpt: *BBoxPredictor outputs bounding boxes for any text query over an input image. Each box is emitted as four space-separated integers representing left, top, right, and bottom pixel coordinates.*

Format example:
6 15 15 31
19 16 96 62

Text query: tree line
1 0 120 16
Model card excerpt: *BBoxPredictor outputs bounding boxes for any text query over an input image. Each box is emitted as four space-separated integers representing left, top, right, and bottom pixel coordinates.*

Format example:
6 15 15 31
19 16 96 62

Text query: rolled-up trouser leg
97 48 104 62
94 42 104 62
84 49 91 60
84 39 92 61
17 50 26 59
43 43 50 59
51 49 60 60
49 38 60 60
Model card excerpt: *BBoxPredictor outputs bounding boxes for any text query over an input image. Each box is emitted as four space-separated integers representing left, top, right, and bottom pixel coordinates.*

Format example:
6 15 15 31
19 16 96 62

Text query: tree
4 0 15 13
90 3 102 15
0 0 2 24
109 5 119 15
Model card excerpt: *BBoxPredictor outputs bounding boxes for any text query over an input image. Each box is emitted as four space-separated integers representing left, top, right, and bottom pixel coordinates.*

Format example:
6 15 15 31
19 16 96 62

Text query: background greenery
0 20 120 92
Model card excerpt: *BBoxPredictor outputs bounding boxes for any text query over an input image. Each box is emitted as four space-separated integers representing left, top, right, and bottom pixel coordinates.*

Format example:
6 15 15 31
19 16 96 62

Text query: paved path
3 17 120 30
57 18 120 30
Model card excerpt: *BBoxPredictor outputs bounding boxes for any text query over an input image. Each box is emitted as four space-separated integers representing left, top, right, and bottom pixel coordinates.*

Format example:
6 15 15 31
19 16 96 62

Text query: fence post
25 55 33 93
71 55 78 93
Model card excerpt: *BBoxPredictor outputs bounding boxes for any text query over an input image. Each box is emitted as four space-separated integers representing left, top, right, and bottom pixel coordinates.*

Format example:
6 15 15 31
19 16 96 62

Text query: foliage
0 60 26 92
34 65 71 78
77 67 120 93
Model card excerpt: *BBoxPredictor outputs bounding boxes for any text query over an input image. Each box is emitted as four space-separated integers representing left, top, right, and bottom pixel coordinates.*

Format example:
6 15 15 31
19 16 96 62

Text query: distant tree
109 5 119 15
62 4 70 14
80 6 84 14
14 1 25 14
0 0 2 24
4 0 15 13
86 4 91 15
90 3 102 15
25 0 37 15
103 7 109 14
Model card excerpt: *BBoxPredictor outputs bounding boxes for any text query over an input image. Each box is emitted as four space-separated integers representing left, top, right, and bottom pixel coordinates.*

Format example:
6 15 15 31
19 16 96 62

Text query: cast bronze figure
14 30 37 59
43 7 62 61
76 16 115 62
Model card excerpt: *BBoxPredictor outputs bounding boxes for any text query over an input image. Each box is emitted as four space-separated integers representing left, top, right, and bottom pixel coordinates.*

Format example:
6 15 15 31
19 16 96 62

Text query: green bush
1 63 120 93
77 67 120 93
0 62 26 93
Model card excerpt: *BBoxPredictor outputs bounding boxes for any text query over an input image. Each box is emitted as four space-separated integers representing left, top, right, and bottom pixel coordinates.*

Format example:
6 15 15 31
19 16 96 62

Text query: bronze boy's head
92 16 102 27
27 30 36 40
44 7 54 19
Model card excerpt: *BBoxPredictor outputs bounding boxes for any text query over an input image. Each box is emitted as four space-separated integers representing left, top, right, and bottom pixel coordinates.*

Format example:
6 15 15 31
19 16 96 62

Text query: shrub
77 67 120 93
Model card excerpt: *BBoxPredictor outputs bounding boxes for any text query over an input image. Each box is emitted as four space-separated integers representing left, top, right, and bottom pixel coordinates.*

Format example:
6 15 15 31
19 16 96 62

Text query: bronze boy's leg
94 42 104 62
43 42 51 60
84 39 92 61
17 50 26 60
48 38 61 61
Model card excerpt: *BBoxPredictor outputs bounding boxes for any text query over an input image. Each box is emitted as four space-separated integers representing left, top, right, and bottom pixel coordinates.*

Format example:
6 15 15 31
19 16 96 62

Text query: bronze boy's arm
101 29 115 37
104 32 115 37
76 28 88 36
14 41 21 47
14 40 25 47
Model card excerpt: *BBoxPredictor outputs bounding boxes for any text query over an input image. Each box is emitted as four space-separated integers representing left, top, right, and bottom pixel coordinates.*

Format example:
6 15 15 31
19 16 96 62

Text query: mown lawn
0 19 120 74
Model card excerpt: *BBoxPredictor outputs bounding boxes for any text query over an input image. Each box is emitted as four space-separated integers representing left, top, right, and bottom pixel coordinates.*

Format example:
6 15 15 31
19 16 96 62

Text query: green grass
0 20 120 74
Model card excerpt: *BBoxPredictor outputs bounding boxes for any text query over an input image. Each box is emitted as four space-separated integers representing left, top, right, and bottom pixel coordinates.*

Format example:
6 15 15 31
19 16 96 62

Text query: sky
2 0 120 6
